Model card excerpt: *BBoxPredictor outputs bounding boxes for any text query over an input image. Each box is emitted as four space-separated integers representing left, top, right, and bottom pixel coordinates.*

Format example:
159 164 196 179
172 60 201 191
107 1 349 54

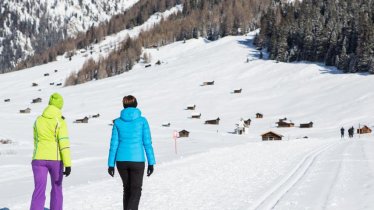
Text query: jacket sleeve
142 118 156 165
108 123 119 167
58 119 71 167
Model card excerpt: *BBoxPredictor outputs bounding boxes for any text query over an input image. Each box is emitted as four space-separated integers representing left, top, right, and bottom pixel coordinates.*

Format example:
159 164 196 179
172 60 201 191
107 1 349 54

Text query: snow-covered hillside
0 0 139 71
1 31 374 209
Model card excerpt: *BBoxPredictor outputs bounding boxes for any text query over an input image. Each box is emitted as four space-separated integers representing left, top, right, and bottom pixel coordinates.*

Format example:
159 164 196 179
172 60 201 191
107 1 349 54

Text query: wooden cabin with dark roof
277 118 294 128
261 131 283 141
233 88 242 94
162 122 171 127
32 98 42 104
357 125 372 134
178 130 190 138
186 104 196 110
201 81 215 86
191 113 201 119
205 118 220 125
300 122 313 128
20 108 31 114
92 113 100 118
244 118 251 126
256 113 263 119
74 117 89 123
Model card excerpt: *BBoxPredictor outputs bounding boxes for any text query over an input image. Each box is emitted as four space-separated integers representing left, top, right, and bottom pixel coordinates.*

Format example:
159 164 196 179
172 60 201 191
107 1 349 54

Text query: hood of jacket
42 105 62 119
120 108 141 122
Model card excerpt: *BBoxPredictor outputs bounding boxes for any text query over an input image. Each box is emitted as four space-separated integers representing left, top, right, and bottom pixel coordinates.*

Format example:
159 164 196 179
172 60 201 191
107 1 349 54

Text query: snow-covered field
1 30 374 209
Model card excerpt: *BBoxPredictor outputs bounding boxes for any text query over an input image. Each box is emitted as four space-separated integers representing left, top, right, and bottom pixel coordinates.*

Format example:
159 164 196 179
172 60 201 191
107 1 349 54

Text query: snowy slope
1 31 374 209
0 0 139 70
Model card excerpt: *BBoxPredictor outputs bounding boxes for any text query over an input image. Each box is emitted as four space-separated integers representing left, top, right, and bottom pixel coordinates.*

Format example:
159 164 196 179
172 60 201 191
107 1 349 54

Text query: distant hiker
30 93 71 210
348 127 352 138
340 127 345 138
238 118 245 135
348 126 354 138
108 95 156 210
350 126 355 138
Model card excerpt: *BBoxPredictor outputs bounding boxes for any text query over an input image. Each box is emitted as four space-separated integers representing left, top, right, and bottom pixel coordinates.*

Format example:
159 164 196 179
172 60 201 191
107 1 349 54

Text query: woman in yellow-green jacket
30 93 71 210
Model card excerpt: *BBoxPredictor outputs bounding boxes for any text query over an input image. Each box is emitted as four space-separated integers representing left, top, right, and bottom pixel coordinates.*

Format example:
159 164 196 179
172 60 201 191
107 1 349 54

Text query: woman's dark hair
123 95 138 108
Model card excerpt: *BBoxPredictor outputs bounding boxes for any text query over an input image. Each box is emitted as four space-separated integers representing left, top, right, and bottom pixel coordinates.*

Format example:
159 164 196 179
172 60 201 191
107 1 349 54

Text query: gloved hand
63 167 71 177
147 165 154 177
108 167 115 177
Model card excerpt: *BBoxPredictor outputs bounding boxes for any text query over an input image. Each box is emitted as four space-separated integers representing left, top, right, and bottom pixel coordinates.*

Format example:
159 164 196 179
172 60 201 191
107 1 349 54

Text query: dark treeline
14 0 181 72
0 2 67 73
65 0 272 86
256 0 374 73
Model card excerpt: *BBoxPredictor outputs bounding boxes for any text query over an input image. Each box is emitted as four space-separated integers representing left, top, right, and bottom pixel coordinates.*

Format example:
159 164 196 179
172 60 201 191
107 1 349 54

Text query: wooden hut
277 118 295 128
256 113 263 119
205 118 220 125
357 125 372 134
186 104 196 110
300 122 313 128
44 73 49 77
244 118 251 126
155 60 161 65
20 108 31 114
145 64 152 68
162 122 171 127
201 81 215 86
54 69 58 73
233 88 242 94
4 99 10 102
261 131 283 141
92 113 100 118
50 82 55 85
56 83 62 86
32 82 38 87
32 98 42 103
74 117 89 123
191 113 201 119
178 130 190 138
0 139 12 144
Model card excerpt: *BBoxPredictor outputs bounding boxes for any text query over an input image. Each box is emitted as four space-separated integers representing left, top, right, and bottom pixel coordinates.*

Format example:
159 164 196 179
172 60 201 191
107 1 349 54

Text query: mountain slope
0 0 139 72
1 32 374 209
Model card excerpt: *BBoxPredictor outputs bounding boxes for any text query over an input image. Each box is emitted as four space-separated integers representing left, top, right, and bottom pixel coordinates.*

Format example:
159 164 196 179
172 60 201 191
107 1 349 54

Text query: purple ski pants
30 160 63 210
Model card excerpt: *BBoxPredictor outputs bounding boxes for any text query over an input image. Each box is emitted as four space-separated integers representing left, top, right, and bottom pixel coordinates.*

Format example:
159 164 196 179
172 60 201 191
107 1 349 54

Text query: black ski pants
116 161 145 210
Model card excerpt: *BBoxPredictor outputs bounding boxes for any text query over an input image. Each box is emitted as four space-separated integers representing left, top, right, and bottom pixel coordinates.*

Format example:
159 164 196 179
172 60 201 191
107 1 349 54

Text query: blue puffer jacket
108 108 156 167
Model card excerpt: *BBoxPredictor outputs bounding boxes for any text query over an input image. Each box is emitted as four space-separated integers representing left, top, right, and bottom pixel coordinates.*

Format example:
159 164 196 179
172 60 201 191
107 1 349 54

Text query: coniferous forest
256 0 374 73
3 0 374 81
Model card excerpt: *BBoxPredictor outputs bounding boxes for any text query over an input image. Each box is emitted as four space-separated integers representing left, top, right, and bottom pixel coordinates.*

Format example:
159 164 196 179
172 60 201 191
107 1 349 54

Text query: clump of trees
256 0 374 73
65 38 142 86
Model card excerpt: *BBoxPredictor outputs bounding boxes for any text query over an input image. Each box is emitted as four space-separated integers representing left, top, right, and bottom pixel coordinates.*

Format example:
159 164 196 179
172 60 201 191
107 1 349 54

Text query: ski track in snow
251 141 337 210
268 139 374 210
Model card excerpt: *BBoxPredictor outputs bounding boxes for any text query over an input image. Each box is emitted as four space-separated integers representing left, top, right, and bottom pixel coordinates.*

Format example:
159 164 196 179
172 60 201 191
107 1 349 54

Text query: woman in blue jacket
108 95 156 210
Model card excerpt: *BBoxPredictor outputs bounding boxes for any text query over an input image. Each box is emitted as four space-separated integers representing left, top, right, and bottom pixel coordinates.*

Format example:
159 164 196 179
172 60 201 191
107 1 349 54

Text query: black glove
147 165 154 177
108 167 115 177
63 167 71 177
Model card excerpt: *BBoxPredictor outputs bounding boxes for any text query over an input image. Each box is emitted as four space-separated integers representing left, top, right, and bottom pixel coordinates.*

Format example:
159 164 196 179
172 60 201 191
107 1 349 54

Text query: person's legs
30 160 48 210
126 162 145 210
48 161 63 210
117 162 130 210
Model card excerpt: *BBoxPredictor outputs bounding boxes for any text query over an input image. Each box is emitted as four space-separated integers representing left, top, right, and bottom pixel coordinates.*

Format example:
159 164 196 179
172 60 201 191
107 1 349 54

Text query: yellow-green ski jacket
33 105 71 167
